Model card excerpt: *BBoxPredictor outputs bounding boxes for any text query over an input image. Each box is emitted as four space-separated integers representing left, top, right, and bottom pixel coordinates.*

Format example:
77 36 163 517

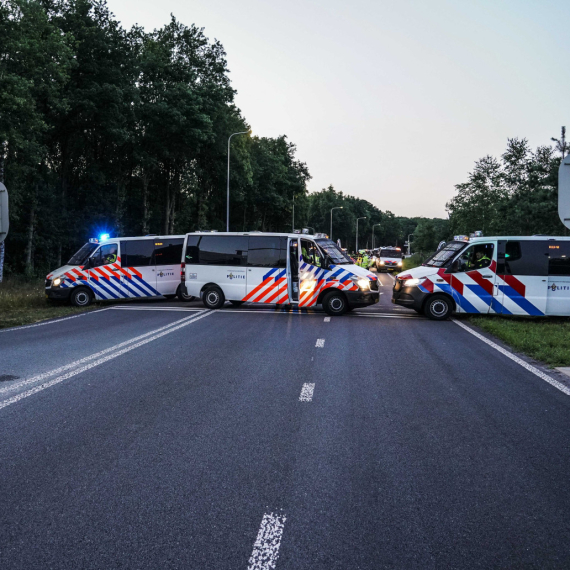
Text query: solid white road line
247 512 287 570
0 308 111 333
0 310 214 411
299 383 315 402
324 317 331 322
0 313 207 396
109 306 202 312
315 338 325 348
453 319 570 396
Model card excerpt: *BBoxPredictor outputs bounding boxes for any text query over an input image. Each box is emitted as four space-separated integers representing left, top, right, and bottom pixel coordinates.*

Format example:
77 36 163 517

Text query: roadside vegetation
401 253 425 271
467 315 570 368
0 276 92 329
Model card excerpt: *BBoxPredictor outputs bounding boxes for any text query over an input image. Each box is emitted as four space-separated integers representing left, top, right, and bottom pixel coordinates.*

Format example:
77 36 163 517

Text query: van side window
93 244 118 267
453 243 494 272
121 240 154 267
300 239 322 267
197 236 248 266
548 243 570 276
185 236 200 264
154 239 183 265
504 241 548 276
248 236 287 268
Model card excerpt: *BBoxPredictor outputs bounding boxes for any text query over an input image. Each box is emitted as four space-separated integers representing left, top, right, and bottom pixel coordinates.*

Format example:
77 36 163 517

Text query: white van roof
99 235 185 244
184 232 324 238
469 235 570 242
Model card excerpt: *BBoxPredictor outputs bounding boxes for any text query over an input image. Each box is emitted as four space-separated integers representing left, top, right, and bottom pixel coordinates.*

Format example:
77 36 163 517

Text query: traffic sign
0 182 8 243
559 154 570 229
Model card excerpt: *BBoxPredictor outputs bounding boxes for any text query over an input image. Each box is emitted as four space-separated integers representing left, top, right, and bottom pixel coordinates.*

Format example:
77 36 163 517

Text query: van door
289 238 299 303
153 238 183 296
448 241 497 314
244 236 288 303
496 240 547 316
546 242 570 316
87 242 123 299
120 239 160 298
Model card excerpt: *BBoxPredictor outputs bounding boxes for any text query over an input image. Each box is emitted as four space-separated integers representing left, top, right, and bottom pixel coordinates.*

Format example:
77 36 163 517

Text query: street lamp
227 130 249 232
372 223 381 249
407 233 413 256
356 216 366 253
292 195 295 232
330 206 343 240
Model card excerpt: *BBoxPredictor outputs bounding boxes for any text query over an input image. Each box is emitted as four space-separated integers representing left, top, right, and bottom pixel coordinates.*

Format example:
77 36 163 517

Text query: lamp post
372 223 381 249
292 195 295 232
227 131 249 232
407 233 413 256
330 206 343 240
356 216 366 253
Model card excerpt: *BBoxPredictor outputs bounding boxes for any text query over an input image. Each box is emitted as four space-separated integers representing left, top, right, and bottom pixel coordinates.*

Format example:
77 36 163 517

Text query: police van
392 235 570 319
376 247 403 272
45 235 193 306
180 232 380 315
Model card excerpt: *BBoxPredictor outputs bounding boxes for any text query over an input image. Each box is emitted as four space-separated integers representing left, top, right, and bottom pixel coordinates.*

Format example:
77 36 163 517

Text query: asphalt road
2 271 570 569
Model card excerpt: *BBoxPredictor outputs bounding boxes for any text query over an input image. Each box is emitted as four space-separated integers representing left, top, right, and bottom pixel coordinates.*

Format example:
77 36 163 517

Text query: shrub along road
2 274 570 568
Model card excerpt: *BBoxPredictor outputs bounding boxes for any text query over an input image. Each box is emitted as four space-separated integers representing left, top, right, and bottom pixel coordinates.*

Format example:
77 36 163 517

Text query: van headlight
52 277 62 287
397 261 403 266
351 276 370 290
403 278 421 287
379 260 385 265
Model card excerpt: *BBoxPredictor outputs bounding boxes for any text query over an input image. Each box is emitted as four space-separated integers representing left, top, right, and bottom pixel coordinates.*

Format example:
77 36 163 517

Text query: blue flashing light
100 233 110 241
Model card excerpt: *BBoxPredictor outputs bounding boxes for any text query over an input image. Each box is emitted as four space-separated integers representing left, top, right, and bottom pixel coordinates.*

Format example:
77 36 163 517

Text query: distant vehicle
392 235 570 320
45 235 192 306
376 247 403 272
181 232 379 315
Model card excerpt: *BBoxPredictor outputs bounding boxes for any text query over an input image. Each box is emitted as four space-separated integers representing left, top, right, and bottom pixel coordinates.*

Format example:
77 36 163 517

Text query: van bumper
345 290 379 309
45 287 72 301
391 285 426 312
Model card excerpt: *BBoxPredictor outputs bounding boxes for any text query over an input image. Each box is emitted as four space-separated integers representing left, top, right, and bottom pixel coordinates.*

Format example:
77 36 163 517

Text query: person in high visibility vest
471 251 490 269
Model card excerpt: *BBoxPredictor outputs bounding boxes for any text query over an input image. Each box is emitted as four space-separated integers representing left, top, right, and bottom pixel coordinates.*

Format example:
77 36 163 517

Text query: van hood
396 265 439 280
46 265 87 283
334 263 377 281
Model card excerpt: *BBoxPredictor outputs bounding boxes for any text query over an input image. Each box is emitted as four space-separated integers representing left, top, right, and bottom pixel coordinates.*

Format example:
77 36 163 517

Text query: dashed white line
453 319 570 396
299 383 315 401
315 338 325 348
0 310 214 411
247 512 287 570
324 317 331 322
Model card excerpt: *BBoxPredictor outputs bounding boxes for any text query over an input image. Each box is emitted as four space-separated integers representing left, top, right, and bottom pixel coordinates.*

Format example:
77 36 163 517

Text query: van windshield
423 241 467 267
314 239 352 264
380 248 402 258
67 243 99 265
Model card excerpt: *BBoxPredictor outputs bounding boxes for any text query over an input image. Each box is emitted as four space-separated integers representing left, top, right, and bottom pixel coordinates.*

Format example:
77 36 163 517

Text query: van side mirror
84 257 93 269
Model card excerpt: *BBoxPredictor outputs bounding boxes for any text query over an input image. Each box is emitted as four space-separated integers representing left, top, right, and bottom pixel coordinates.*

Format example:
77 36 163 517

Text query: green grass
401 253 425 271
0 276 94 329
467 315 570 368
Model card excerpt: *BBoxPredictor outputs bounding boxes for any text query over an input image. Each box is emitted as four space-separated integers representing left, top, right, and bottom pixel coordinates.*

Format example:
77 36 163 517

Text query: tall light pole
292 195 295 232
227 131 249 232
356 216 366 253
372 223 381 249
330 206 343 240
407 233 413 255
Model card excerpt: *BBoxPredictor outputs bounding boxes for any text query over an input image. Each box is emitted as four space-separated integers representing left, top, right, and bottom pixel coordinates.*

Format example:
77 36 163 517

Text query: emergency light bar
454 235 470 242
89 238 99 243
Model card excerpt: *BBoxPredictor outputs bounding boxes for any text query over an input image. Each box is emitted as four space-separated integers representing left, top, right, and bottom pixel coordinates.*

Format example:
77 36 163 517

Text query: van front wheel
322 291 348 316
424 294 452 320
70 287 93 307
202 286 225 309
177 285 194 302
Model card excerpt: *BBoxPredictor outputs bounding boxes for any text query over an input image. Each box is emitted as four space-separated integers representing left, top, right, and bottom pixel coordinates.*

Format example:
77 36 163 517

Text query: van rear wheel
322 291 348 316
424 294 452 320
70 287 93 307
202 286 225 309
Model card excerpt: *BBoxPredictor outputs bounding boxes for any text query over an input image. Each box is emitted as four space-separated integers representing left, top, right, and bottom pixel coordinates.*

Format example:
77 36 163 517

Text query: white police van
376 247 403 272
392 235 570 319
45 235 192 306
180 232 380 315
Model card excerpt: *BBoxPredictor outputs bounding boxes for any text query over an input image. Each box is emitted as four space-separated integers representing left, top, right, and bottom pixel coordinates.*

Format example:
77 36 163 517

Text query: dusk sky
108 0 569 218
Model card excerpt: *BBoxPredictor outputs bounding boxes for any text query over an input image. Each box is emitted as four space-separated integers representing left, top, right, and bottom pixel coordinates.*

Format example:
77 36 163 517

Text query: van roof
469 236 570 242
100 235 185 243
184 232 321 238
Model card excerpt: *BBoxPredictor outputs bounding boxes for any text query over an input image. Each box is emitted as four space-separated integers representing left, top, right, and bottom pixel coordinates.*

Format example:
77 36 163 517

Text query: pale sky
108 0 569 218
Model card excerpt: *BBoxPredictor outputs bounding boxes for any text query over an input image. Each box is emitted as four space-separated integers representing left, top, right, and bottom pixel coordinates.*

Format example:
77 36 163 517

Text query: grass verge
467 315 570 368
0 276 93 329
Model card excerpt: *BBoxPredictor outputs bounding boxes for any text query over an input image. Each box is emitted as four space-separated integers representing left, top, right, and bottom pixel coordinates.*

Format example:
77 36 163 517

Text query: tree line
1 0 446 277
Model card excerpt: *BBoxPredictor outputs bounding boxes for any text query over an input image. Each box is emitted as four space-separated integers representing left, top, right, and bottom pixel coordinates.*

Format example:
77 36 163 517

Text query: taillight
180 262 185 282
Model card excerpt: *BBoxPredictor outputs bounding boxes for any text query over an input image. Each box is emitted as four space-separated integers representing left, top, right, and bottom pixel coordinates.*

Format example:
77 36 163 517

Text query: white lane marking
0 310 214 411
348 313 420 319
453 319 570 396
248 512 286 570
299 383 315 401
315 338 325 348
0 308 111 333
0 313 206 396
324 317 331 322
109 306 202 312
